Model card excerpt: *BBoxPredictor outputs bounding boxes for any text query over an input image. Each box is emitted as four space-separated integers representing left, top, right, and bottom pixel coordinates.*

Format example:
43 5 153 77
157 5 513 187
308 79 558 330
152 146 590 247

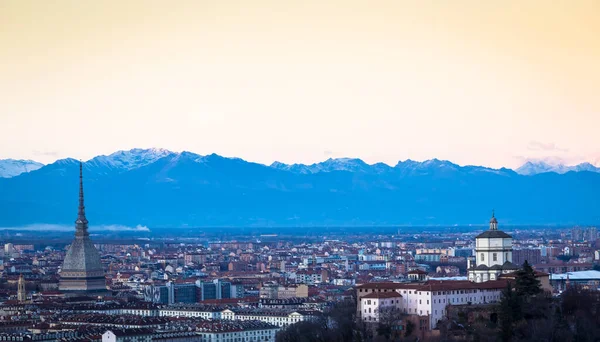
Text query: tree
375 307 405 340
404 320 415 338
498 282 521 342
514 261 541 297
561 286 600 341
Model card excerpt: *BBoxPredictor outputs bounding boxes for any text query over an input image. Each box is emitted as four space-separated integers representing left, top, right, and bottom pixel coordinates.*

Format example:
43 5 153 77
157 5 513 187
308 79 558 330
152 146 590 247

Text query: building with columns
468 212 518 283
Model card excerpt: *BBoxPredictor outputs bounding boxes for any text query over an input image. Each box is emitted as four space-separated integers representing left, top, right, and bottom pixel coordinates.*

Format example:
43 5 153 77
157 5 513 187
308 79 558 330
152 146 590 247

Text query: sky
1 0 599 169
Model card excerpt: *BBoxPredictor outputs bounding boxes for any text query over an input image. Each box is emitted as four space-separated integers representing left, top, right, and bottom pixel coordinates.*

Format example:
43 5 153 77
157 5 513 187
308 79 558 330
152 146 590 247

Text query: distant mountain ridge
2 148 599 178
0 159 44 178
515 160 600 175
1 148 599 227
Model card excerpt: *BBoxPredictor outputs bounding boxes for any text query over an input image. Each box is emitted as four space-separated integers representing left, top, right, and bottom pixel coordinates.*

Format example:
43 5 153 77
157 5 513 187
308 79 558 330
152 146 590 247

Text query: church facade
59 162 107 294
468 212 518 283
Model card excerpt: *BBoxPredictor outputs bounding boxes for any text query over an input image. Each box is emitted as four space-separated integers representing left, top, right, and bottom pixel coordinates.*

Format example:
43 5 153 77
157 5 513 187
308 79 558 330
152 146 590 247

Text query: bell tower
17 274 26 302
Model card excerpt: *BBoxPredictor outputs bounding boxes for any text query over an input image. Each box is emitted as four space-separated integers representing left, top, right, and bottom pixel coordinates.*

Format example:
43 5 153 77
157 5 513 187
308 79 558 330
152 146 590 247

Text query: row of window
480 252 509 262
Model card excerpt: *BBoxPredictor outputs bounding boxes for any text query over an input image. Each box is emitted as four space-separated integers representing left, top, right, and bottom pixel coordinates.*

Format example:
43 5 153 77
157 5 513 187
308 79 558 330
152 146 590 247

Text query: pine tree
498 282 521 342
514 260 542 297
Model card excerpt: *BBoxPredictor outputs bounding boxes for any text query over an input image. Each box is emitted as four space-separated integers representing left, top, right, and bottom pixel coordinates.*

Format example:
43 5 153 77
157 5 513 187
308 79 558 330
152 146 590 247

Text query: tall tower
17 274 26 302
59 162 107 294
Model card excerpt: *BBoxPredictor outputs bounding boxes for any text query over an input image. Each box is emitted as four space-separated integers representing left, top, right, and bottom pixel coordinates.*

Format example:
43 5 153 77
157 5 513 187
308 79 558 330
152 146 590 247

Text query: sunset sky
1 0 599 168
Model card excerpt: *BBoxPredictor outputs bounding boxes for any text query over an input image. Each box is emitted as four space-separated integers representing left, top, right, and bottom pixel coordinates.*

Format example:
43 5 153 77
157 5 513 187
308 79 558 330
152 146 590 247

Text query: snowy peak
516 160 600 175
317 158 371 173
271 157 503 175
271 158 380 174
571 162 599 173
0 159 44 178
515 161 556 175
86 148 175 172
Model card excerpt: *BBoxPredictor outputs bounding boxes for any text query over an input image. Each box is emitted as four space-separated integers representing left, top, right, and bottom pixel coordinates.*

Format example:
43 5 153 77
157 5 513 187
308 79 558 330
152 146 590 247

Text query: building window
493 253 497 262
481 253 485 262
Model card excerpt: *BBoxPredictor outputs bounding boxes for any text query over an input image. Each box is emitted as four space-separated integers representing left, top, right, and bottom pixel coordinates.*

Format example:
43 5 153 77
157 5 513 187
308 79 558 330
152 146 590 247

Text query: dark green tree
498 282 521 342
514 261 541 297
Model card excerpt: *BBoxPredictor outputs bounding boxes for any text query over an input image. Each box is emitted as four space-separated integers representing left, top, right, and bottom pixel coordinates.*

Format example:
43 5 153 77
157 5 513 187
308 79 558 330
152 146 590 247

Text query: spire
75 161 89 237
489 210 498 230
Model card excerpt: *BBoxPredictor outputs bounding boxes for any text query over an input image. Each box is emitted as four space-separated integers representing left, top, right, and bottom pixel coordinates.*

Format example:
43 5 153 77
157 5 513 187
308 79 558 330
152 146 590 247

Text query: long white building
221 309 319 328
356 280 506 330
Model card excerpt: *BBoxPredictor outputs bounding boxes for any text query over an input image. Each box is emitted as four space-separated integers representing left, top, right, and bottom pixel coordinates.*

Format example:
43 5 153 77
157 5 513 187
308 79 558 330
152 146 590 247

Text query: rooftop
475 230 512 239
550 270 600 281
361 292 402 299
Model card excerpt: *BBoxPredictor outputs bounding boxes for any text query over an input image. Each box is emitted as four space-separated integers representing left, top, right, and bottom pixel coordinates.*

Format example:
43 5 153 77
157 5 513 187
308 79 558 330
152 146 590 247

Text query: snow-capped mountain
86 148 174 173
516 161 600 175
271 158 382 174
2 148 600 226
0 159 44 178
571 162 600 173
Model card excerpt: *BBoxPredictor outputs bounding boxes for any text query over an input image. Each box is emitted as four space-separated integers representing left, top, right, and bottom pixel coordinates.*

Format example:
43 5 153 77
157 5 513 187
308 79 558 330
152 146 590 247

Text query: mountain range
515 161 600 175
1 148 599 227
0 159 44 178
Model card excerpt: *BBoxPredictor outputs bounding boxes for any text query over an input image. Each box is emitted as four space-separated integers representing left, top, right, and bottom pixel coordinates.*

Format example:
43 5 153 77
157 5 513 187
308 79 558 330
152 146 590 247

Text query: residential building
360 291 402 322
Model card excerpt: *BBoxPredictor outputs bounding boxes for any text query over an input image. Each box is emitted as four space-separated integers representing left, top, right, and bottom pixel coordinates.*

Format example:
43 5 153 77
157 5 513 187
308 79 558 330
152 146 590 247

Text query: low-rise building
360 291 402 322
356 280 507 330
103 329 153 342
221 308 319 328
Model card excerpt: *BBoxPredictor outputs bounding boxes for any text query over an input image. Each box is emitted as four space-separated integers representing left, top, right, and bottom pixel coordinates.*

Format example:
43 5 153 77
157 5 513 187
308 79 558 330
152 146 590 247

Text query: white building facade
360 291 402 322
468 212 518 283
357 281 505 330
221 309 317 328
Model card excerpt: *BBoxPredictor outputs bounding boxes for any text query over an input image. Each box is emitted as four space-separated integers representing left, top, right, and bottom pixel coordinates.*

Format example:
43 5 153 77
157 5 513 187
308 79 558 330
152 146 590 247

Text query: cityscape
2 1 600 341
0 163 597 341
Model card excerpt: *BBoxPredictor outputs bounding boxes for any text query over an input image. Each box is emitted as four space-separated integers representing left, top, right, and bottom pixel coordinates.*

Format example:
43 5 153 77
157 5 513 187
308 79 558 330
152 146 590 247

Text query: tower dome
489 210 498 230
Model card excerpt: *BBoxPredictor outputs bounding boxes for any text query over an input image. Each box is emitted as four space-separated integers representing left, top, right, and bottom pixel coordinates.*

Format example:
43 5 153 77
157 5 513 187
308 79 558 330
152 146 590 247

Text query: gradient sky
1 0 599 168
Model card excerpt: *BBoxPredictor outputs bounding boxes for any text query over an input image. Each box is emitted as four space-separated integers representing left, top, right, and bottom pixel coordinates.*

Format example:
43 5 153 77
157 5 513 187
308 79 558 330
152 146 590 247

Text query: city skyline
2 1 599 168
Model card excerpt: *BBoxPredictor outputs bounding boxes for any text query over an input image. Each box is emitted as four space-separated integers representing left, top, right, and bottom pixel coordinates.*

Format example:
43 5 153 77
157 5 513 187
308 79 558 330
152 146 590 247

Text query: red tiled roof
357 280 508 292
361 292 402 299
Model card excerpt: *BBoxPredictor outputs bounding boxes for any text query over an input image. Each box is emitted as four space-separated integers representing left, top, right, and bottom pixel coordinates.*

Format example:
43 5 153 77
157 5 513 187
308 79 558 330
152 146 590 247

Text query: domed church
59 162 107 294
468 211 518 283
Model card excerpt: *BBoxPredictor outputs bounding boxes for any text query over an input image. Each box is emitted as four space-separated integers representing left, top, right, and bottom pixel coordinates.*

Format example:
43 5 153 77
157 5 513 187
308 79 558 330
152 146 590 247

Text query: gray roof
476 230 512 239
502 261 518 270
550 270 600 281
473 264 490 270
62 237 103 273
